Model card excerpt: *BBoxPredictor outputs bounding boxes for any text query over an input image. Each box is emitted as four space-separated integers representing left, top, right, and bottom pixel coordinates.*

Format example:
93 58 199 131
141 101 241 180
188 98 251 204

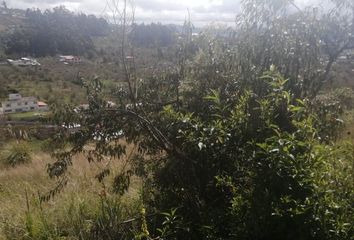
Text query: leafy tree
44 0 354 239
130 23 177 47
3 6 109 57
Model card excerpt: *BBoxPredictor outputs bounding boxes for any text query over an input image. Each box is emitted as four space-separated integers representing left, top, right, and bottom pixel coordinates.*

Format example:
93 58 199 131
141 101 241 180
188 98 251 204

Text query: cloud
5 0 329 26
7 0 82 11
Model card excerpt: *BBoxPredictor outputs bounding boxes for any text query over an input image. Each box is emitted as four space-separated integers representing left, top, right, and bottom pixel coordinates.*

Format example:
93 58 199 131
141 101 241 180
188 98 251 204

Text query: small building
7 57 40 66
1 94 48 114
125 56 134 60
59 55 81 64
37 101 48 111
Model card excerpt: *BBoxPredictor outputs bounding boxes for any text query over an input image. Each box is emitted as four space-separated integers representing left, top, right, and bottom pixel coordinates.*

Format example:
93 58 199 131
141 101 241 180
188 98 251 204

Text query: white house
59 55 81 64
1 94 47 114
7 58 41 66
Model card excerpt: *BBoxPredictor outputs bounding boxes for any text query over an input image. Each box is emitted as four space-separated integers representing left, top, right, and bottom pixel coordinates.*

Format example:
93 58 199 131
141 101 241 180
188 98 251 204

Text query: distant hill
0 6 109 57
0 7 25 33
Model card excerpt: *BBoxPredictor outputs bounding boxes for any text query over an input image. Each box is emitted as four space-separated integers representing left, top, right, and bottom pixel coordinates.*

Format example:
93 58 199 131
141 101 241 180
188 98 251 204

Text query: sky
5 0 324 25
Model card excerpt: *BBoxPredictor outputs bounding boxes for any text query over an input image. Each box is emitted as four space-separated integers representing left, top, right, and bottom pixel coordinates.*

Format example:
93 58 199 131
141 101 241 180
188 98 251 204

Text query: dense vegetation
3 6 108 57
130 23 177 47
0 0 354 240
41 0 354 239
0 6 181 57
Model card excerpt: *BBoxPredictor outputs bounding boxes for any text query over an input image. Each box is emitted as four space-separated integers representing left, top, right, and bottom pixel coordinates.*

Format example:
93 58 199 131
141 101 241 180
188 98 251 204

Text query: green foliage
41 0 354 239
3 6 108 57
130 23 176 47
313 88 354 142
48 67 353 239
0 141 32 167
155 208 186 240
3 192 143 240
89 195 139 240
154 69 321 239
311 142 354 239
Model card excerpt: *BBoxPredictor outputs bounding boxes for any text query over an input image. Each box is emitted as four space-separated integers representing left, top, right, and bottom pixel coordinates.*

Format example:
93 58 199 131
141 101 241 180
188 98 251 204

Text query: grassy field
5 111 50 121
0 140 142 239
0 59 94 105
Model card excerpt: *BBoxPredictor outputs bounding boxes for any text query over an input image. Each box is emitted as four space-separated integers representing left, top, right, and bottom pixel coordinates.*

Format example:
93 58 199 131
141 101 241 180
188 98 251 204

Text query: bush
0 141 32 167
40 0 354 239
147 70 330 239
312 141 354 240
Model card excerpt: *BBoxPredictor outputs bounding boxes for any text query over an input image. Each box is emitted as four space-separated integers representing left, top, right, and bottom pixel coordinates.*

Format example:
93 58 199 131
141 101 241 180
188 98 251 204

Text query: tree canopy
3 6 109 57
129 23 177 47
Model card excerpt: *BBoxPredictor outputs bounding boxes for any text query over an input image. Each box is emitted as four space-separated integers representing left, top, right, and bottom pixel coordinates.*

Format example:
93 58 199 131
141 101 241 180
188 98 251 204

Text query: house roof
60 55 80 60
37 101 48 106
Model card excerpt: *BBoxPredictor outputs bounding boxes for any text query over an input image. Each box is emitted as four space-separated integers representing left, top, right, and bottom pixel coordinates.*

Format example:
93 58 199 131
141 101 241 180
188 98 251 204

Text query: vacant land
0 141 141 240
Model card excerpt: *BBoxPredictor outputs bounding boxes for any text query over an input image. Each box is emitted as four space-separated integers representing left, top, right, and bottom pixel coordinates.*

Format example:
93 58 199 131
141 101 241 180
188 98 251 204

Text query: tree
3 6 108 57
45 0 354 239
129 23 177 47
2 1 7 9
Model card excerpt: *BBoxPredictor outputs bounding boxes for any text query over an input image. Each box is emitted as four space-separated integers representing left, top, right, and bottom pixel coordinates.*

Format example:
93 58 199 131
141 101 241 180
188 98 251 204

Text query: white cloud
5 0 329 25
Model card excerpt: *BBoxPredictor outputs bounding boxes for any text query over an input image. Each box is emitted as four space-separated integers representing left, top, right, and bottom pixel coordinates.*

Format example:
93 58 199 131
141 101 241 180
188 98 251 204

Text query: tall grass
0 141 32 167
0 143 142 240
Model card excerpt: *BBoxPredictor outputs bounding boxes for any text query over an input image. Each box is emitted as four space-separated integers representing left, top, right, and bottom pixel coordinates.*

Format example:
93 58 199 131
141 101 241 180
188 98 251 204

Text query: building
59 55 81 64
73 104 89 113
37 101 48 111
1 94 48 114
7 57 41 66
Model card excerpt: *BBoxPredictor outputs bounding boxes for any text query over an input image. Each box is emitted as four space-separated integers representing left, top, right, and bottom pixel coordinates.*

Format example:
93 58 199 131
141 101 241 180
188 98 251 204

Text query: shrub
312 141 354 240
0 141 32 167
313 88 354 142
41 0 354 239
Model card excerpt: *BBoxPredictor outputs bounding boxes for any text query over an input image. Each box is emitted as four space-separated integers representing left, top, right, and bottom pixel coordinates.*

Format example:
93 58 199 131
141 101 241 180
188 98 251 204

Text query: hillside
0 8 25 33
0 6 180 106
0 1 354 240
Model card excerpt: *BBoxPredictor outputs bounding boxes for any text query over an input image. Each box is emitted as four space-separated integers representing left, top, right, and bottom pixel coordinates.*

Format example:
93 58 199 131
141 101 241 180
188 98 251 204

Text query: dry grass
0 141 141 240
